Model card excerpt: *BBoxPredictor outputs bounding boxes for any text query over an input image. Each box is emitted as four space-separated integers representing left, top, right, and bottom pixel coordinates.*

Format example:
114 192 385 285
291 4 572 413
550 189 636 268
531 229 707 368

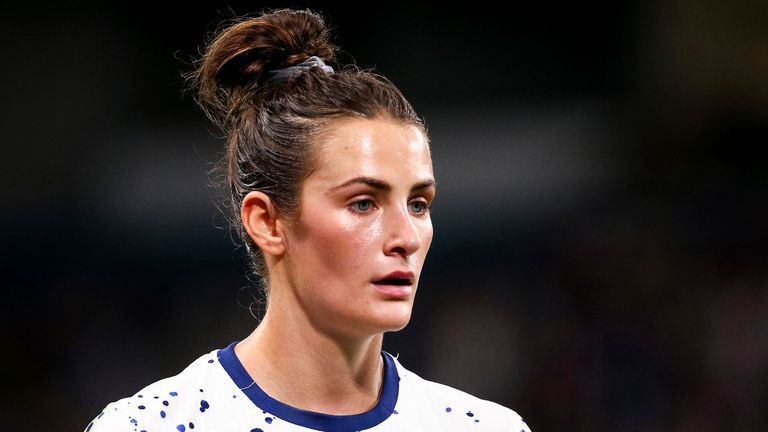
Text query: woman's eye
409 200 429 214
350 199 374 213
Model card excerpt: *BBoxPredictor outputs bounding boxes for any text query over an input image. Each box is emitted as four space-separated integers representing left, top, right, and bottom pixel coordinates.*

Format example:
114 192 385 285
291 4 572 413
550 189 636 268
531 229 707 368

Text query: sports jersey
85 342 532 431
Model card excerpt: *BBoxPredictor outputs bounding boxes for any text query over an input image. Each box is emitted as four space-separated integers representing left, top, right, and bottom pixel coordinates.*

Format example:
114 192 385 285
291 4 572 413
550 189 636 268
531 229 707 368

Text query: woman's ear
241 191 285 257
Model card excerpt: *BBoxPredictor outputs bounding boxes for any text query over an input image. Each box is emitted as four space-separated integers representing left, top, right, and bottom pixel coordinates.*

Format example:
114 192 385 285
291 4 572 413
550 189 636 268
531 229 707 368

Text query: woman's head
268 116 435 336
191 9 428 282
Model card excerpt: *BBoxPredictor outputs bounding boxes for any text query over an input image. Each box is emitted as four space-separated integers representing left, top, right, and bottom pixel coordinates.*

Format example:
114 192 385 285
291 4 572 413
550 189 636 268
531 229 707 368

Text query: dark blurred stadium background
2 1 766 431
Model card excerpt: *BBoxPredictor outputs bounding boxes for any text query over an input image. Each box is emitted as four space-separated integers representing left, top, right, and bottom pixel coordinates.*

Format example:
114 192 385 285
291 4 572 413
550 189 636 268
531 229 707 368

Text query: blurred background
2 1 767 431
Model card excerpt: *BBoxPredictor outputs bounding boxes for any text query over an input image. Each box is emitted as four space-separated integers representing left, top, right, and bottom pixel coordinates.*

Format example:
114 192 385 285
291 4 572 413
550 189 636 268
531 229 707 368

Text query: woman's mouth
372 271 414 299
374 277 412 286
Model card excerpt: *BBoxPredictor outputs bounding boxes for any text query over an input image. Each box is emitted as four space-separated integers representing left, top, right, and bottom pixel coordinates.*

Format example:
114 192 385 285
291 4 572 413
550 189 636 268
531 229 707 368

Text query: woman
86 8 531 432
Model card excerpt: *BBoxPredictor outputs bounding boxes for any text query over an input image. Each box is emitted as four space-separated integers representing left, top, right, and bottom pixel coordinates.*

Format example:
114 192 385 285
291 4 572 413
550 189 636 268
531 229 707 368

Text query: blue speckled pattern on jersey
85 342 533 431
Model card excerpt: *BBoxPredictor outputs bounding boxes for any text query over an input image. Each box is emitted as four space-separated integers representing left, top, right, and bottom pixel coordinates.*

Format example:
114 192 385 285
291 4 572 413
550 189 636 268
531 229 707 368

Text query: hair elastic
264 56 334 84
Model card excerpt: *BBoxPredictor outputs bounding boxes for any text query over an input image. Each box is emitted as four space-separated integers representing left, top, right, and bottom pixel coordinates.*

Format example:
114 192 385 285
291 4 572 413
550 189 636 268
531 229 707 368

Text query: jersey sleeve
84 402 136 432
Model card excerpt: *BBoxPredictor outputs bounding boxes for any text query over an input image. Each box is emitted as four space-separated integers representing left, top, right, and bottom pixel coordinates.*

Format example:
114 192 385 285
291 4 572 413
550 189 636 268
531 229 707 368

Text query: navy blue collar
217 341 400 432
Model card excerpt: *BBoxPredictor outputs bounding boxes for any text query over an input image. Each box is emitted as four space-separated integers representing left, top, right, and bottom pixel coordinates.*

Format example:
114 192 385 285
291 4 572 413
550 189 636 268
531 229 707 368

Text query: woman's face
281 117 435 339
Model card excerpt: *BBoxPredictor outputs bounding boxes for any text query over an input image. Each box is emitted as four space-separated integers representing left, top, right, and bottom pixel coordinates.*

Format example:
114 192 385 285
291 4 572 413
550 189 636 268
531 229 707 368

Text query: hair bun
193 9 336 128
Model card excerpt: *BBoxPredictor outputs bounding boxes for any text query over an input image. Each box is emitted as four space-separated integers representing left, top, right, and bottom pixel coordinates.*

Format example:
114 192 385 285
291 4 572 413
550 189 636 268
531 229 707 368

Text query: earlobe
241 191 285 256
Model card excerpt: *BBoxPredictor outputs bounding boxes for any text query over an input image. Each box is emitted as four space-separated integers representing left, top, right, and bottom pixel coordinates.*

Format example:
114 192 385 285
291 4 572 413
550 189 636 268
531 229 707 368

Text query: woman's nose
383 205 421 258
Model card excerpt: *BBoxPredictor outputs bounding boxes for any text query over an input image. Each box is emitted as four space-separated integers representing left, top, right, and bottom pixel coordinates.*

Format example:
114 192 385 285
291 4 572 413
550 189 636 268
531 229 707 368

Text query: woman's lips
372 281 413 299
372 271 414 299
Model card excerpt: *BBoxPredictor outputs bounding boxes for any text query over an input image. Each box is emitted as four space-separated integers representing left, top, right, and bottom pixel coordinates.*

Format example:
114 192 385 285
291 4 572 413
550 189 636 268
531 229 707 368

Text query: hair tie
264 56 334 84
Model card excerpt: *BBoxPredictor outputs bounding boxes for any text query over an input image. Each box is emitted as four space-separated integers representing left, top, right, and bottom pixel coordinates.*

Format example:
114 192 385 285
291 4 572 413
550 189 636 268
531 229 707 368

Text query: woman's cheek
358 219 383 246
312 212 379 259
421 220 434 247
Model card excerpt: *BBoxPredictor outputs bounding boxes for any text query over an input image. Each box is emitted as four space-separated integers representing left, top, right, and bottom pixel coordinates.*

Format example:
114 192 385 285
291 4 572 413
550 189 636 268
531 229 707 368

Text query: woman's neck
234 302 385 415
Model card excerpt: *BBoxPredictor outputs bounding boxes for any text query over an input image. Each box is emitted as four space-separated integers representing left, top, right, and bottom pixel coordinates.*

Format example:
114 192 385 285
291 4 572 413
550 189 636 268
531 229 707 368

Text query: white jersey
86 342 532 432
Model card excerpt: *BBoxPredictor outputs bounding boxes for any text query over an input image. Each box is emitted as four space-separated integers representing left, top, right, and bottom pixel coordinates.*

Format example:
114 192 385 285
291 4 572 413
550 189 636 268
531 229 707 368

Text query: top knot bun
192 9 336 128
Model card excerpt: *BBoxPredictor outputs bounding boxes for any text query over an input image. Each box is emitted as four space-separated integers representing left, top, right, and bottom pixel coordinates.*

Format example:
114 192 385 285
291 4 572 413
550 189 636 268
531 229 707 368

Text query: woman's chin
323 301 414 339
372 302 414 333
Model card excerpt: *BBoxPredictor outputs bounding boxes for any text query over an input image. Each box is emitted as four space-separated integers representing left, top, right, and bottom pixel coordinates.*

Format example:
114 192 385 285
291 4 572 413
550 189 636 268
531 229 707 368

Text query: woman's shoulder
388 353 533 431
84 347 229 432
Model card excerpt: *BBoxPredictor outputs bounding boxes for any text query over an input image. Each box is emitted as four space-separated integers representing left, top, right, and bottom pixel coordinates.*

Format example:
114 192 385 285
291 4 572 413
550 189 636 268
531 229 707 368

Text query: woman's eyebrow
412 180 436 192
331 177 436 193
332 176 391 192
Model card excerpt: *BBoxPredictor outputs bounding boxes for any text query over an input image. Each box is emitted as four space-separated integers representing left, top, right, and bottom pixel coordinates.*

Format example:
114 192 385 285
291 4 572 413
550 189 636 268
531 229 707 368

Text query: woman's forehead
308 118 433 188
318 118 431 165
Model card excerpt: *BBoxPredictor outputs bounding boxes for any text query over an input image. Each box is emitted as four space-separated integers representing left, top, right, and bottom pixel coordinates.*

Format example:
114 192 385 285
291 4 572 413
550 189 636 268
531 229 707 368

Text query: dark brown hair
190 8 426 283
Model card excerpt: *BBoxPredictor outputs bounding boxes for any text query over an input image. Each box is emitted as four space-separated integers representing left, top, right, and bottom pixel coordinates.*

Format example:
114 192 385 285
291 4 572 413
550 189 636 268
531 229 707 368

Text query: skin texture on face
279 117 435 341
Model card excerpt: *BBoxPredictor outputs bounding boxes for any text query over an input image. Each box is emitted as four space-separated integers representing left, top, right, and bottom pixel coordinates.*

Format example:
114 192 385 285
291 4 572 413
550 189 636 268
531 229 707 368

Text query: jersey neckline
217 341 400 432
